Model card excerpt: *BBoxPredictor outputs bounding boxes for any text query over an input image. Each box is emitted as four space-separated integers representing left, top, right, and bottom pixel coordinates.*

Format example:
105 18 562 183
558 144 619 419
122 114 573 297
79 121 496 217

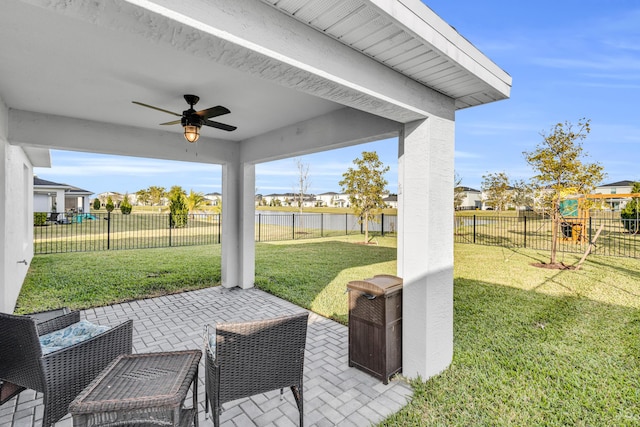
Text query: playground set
559 193 640 242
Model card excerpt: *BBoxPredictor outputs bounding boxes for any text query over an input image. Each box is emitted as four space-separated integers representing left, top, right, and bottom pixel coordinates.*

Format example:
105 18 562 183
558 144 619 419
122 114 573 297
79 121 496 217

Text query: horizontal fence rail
455 215 640 259
34 212 397 254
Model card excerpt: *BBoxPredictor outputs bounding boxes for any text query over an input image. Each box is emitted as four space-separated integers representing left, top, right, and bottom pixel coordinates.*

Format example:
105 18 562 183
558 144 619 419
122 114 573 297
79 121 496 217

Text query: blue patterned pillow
40 320 110 355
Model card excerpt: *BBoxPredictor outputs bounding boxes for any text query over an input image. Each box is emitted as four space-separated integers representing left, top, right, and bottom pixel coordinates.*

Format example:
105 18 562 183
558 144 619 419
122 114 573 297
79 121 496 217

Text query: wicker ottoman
69 350 201 427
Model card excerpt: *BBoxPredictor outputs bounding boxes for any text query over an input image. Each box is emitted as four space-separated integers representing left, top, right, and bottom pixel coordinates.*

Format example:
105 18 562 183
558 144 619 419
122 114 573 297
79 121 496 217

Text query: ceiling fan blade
159 119 181 125
132 101 181 117
195 105 230 119
203 119 237 132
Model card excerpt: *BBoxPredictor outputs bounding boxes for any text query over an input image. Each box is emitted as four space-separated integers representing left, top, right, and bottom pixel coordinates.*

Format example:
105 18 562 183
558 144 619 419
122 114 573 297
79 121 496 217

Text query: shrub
34 212 47 226
120 194 132 215
93 198 101 210
169 192 188 228
620 182 640 234
105 196 115 213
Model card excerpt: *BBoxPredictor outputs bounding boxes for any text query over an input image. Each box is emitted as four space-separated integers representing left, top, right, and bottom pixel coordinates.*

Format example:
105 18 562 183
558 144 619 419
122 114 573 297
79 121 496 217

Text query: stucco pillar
221 160 256 289
398 116 455 380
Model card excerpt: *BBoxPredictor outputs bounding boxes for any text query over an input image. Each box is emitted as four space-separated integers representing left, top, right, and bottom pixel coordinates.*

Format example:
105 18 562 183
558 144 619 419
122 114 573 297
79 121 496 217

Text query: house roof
1 0 510 156
34 176 92 195
599 180 637 187
383 194 398 202
264 0 511 110
34 176 68 188
456 186 480 193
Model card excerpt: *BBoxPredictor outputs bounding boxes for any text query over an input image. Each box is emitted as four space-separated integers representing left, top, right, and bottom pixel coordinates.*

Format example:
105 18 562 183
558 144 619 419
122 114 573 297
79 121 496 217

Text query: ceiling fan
132 94 237 143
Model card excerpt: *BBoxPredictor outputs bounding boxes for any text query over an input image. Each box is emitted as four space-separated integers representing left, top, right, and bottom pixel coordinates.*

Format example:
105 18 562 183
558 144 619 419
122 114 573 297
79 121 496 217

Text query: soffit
261 0 511 109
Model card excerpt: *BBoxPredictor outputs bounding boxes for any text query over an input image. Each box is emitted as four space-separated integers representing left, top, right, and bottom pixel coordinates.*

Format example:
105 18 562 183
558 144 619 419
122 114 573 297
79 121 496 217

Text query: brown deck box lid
347 274 403 296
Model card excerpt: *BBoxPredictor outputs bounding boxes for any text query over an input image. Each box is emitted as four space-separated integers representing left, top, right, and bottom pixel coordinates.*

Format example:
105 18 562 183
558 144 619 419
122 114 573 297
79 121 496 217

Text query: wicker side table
69 350 202 427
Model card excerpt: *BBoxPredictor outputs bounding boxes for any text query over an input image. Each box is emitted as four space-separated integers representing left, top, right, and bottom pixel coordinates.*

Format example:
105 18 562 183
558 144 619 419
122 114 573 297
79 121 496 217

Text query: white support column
398 116 455 380
221 160 256 289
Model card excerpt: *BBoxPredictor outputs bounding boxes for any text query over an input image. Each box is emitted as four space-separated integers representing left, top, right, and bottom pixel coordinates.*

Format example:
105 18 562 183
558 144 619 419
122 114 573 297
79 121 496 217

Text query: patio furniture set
0 308 309 427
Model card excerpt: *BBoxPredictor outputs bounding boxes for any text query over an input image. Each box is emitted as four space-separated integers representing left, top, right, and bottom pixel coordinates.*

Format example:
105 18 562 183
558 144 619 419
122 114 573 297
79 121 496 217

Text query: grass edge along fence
34 211 398 254
455 214 640 259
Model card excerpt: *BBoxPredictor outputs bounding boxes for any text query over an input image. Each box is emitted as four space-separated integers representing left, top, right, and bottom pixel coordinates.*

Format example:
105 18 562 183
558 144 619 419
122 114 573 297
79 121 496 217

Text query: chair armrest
36 311 81 336
40 320 133 413
26 307 70 323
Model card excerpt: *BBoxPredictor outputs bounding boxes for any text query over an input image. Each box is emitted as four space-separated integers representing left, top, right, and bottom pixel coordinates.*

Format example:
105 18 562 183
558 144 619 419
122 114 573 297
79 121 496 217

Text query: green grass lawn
17 238 640 426
383 244 640 426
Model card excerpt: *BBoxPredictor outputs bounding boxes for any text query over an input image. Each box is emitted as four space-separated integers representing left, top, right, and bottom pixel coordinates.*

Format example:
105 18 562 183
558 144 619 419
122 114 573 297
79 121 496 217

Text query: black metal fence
34 212 397 254
34 212 221 254
255 212 397 242
454 215 640 259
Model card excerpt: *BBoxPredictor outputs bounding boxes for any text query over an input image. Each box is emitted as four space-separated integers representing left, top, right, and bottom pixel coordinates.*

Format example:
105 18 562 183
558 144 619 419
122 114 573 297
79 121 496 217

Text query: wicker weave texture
205 312 308 427
70 350 201 427
0 310 133 427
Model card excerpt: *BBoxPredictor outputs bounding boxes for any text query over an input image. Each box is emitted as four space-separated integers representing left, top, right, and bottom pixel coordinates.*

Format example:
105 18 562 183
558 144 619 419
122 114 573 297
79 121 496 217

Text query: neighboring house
592 180 639 210
455 187 482 210
595 180 635 195
205 192 222 206
33 176 92 214
261 193 315 207
383 194 398 209
97 192 124 208
315 192 350 208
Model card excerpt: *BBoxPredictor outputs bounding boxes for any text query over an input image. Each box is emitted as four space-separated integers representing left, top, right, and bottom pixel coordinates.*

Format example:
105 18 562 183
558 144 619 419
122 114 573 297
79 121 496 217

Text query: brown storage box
347 274 402 384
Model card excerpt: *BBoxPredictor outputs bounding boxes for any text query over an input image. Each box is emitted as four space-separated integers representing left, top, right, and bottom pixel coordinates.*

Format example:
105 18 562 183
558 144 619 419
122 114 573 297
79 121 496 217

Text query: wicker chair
205 312 309 427
0 310 133 427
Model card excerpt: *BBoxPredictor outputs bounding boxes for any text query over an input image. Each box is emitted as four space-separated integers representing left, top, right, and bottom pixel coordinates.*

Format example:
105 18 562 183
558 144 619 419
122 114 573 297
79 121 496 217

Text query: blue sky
35 1 640 196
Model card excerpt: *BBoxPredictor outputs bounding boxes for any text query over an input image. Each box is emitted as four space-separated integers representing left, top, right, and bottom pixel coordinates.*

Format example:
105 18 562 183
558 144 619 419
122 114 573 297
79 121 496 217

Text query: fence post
168 213 172 247
473 214 476 244
292 213 296 240
218 214 221 244
106 211 111 250
345 213 348 235
321 213 324 237
258 213 261 242
381 213 385 236
524 215 527 248
589 217 592 243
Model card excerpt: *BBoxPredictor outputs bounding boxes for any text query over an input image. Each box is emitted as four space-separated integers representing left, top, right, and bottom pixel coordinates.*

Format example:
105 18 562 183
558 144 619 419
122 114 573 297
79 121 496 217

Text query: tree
136 189 150 206
92 198 101 211
511 179 534 211
523 118 605 264
148 186 166 206
169 192 189 228
621 182 640 234
339 151 389 243
294 158 310 215
120 193 132 215
186 190 206 213
105 196 115 213
481 172 512 212
168 185 186 200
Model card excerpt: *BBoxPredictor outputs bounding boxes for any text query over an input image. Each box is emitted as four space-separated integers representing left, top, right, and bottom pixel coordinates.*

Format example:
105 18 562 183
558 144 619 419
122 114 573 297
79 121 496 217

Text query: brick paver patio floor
1 286 412 426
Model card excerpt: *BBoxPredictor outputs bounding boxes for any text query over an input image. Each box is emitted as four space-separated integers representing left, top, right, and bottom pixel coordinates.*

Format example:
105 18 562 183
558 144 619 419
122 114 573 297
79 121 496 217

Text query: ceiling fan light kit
183 124 200 143
132 94 236 143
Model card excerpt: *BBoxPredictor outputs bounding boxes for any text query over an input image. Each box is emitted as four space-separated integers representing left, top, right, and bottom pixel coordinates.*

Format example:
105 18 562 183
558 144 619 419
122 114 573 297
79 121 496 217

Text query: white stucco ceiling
0 0 510 153
0 0 342 143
